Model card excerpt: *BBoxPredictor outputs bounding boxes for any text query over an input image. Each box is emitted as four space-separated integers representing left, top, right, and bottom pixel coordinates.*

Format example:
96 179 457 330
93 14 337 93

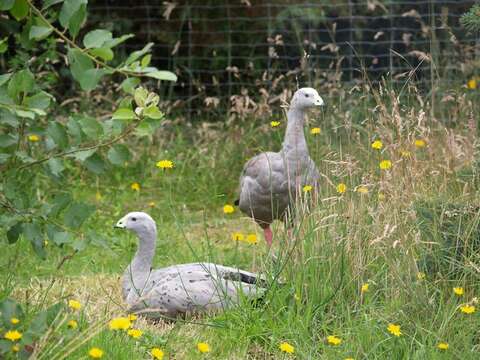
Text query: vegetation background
0 0 479 359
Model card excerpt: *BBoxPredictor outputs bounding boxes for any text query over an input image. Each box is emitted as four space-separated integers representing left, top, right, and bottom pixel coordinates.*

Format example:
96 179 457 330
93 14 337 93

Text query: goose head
115 211 156 237
290 87 324 110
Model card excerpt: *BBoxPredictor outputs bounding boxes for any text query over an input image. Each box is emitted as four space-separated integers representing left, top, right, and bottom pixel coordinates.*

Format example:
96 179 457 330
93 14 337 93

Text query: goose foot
263 226 273 247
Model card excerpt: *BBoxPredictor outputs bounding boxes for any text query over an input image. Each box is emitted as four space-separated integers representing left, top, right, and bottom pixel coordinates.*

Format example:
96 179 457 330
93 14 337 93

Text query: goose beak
114 216 127 229
315 96 324 106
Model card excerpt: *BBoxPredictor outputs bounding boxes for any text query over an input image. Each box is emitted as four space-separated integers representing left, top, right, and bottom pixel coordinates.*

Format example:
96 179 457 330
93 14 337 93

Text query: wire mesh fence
90 0 478 118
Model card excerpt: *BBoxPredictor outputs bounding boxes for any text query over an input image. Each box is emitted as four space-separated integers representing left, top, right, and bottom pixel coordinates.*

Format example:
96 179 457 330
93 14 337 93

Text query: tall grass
1 82 479 359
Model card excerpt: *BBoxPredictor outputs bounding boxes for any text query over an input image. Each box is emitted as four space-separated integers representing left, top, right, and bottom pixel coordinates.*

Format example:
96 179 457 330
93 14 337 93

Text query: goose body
238 88 323 246
115 212 265 318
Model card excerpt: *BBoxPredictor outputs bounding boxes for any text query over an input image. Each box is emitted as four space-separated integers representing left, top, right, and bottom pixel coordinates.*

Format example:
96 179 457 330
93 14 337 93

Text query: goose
114 211 267 318
238 87 324 247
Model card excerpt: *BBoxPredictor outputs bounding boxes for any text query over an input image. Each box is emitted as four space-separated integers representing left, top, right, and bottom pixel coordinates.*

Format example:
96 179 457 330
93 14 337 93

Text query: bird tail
234 199 239 206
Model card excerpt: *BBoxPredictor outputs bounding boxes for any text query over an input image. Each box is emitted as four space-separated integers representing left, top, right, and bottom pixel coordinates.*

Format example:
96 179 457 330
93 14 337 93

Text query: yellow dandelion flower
127 328 142 339
88 347 103 359
459 305 475 314
453 287 464 296
128 314 138 322
68 299 82 311
371 140 383 150
67 319 78 329
197 342 210 353
414 139 426 148
130 182 140 191
232 232 244 241
108 317 131 330
303 185 313 193
148 201 156 207
28 134 40 142
387 323 402 337
310 127 321 135
467 78 477 90
151 347 165 360
12 344 20 352
437 342 449 350
4 330 22 341
379 160 392 170
279 342 295 353
417 272 426 280
400 150 411 158
337 183 347 194
270 121 281 127
327 335 342 345
356 186 368 194
156 160 174 169
223 204 235 214
361 283 369 293
10 318 20 325
246 234 258 245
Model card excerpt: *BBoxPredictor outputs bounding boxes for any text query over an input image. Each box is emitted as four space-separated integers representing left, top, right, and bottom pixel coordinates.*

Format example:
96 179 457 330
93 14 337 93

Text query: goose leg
263 226 273 247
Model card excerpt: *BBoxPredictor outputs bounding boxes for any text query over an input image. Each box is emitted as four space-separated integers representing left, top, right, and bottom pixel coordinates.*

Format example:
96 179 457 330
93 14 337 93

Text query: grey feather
238 88 323 226
115 212 266 318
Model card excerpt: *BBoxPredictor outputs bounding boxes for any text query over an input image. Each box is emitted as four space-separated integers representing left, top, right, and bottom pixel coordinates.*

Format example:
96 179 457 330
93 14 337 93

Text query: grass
1 84 480 359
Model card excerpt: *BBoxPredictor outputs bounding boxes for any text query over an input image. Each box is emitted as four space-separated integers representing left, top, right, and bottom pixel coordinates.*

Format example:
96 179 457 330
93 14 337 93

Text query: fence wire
90 0 478 118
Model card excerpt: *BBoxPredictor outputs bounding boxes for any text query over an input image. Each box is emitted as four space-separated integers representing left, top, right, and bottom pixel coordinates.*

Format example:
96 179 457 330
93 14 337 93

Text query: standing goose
115 211 266 318
238 88 324 246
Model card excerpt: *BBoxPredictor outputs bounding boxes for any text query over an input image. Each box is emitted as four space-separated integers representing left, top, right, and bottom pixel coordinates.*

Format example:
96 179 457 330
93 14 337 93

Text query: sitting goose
115 211 266 318
238 88 324 246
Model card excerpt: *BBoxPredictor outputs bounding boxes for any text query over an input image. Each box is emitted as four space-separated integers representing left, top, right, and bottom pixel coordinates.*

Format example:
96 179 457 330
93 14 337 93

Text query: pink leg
263 226 273 247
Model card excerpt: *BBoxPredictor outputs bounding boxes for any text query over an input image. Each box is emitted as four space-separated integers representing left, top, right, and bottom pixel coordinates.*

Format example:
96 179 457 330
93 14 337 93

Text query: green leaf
141 54 151 68
7 68 35 100
52 231 70 245
107 144 131 166
47 122 68 149
29 25 53 40
78 116 103 139
124 42 153 66
144 70 177 82
14 108 36 118
67 3 86 37
89 47 114 61
134 87 148 107
10 0 28 21
47 158 64 176
143 105 163 120
83 29 112 49
0 73 12 86
64 202 95 228
6 222 23 244
120 77 140 95
58 0 87 31
24 90 53 109
0 298 23 325
66 116 83 143
0 153 11 164
0 134 17 147
112 108 136 120
83 152 106 174
0 37 7 54
0 0 15 11
23 222 46 259
79 68 107 91
42 0 64 10
103 33 134 48
50 193 72 216
71 148 95 161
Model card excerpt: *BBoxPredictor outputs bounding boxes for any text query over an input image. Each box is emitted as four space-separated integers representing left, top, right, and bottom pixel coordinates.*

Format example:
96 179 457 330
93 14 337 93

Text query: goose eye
131 217 137 222
304 94 309 98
